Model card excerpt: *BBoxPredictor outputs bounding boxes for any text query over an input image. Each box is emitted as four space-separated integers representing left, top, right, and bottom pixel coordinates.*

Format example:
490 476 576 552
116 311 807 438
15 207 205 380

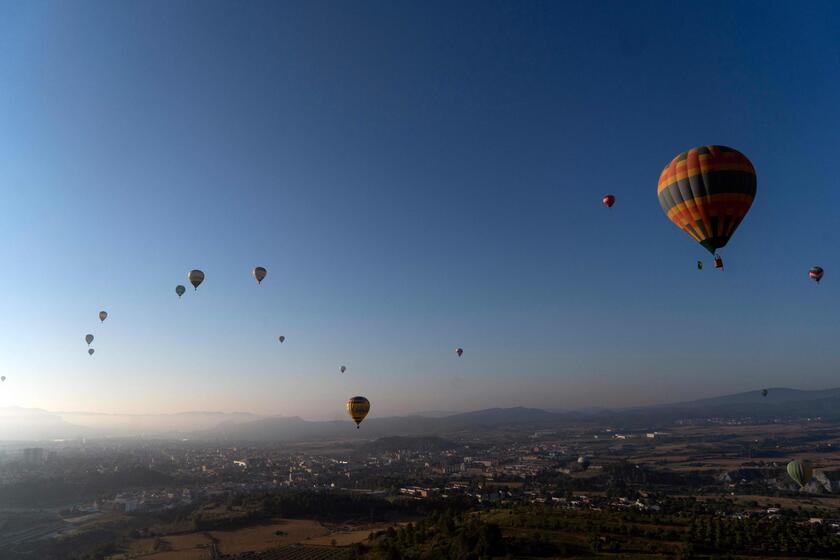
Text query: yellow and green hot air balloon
658 146 756 264
786 459 813 488
346 396 370 429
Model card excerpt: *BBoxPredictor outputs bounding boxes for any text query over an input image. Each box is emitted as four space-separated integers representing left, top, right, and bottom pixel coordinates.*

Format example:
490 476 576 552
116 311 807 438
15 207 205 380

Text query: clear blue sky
1 1 839 418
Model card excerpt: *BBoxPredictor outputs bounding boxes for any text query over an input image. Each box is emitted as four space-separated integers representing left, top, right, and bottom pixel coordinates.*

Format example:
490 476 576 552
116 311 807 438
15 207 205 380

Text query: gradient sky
1 1 839 419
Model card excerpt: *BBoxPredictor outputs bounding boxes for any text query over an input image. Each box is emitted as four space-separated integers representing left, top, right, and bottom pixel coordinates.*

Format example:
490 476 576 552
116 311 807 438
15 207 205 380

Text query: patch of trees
0 467 173 507
358 510 563 560
687 517 840 557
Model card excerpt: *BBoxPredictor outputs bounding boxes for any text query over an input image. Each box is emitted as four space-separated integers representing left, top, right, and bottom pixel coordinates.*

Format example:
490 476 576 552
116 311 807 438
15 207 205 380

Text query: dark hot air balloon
762 389 768 397
85 334 94 346
346 396 370 428
456 348 464 357
340 365 347 374
176 285 186 298
88 348 95 356
602 194 615 208
809 266 824 283
99 311 108 322
188 270 205 290
278 336 285 343
658 146 756 269
253 267 267 284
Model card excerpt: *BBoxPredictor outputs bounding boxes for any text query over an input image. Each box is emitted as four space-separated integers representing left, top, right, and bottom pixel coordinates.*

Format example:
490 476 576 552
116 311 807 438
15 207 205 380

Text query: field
120 519 394 559
582 421 840 476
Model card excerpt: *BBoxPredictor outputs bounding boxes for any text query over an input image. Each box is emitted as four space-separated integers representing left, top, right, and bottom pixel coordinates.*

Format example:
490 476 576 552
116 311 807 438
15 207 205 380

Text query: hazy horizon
2 1 840 420
3 383 838 424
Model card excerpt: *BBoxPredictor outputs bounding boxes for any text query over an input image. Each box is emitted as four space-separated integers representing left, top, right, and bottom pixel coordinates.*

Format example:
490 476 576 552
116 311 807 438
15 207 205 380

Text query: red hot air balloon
602 194 615 208
809 266 824 283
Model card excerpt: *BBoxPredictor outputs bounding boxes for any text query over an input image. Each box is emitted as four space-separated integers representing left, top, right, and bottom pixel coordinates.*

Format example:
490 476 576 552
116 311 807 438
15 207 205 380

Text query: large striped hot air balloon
786 459 813 488
346 396 370 429
658 146 756 263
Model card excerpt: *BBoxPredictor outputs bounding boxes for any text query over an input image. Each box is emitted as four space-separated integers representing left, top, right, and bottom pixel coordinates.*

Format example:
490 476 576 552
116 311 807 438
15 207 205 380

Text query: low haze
2 1 839 420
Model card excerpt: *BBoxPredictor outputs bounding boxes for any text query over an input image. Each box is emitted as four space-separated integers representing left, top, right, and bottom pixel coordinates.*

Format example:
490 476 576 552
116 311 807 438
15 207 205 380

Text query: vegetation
354 504 840 559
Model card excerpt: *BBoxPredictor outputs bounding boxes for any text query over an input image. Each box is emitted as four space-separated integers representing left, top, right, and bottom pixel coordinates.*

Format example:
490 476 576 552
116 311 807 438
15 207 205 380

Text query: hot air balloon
176 285 186 298
658 146 756 269
1 376 5 382
762 389 768 397
188 270 205 290
809 266 824 283
85 334 94 346
88 348 95 356
253 267 267 284
456 348 463 357
602 194 615 208
340 365 347 374
346 396 370 428
787 459 813 488
99 311 108 322
697 260 703 270
278 336 285 343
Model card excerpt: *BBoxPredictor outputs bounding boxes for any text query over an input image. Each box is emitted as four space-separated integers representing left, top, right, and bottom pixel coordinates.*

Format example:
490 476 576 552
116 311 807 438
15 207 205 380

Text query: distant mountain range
3 387 840 442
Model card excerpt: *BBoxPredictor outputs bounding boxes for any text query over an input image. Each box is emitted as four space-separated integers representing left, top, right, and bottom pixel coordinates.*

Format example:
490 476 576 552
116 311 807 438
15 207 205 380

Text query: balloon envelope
346 396 370 428
809 266 824 283
787 459 813 487
762 389 768 397
602 194 615 208
88 348 95 356
278 336 285 343
176 285 186 298
85 334 94 345
456 348 463 357
340 365 347 374
99 311 108 322
253 267 267 284
1 376 5 382
658 146 756 255
188 270 205 290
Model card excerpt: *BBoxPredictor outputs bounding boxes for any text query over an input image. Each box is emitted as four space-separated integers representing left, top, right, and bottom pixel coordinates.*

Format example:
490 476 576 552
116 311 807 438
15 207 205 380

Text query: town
3 414 840 559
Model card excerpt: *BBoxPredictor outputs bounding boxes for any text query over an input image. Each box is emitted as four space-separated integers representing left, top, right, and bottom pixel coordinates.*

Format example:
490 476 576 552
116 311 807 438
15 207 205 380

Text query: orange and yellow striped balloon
658 145 756 255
